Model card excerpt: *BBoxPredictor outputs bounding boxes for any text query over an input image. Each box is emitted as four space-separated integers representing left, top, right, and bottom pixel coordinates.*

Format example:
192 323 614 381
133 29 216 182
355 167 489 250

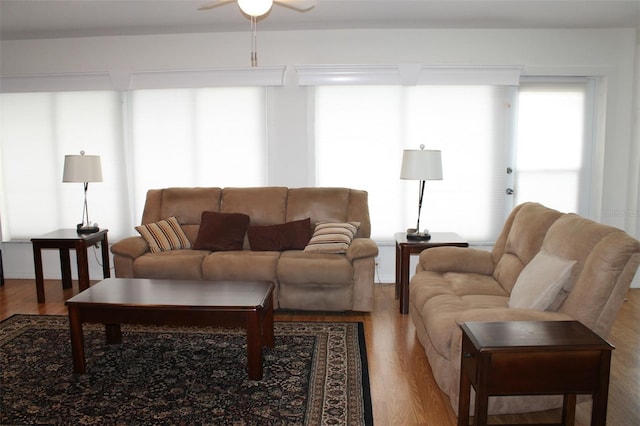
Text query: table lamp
400 145 442 240
63 151 103 234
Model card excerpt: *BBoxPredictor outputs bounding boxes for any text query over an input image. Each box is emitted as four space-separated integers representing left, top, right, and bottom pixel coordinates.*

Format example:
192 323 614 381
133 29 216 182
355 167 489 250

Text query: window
315 85 513 243
514 81 593 214
0 87 267 241
0 91 124 240
315 80 593 243
129 87 266 221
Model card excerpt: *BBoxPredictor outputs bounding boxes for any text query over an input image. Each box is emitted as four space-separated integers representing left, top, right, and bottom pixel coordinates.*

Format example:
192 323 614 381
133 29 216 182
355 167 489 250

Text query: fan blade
275 0 317 12
198 0 235 11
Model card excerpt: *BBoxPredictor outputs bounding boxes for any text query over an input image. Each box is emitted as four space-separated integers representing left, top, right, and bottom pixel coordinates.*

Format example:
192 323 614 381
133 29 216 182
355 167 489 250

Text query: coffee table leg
246 311 263 380
68 306 86 374
105 324 122 344
263 295 275 348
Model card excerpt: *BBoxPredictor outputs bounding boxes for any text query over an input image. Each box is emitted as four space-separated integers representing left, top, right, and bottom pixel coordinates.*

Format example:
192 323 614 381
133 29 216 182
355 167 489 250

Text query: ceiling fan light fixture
238 0 274 17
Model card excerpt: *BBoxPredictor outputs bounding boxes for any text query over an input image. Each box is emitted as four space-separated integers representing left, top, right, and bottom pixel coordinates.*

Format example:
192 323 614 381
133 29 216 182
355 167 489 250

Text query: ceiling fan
198 0 317 16
198 0 317 67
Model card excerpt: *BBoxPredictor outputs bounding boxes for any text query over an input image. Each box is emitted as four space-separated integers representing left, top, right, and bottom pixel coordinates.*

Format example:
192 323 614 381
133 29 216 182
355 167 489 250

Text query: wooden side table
395 231 468 314
458 321 614 426
31 229 110 303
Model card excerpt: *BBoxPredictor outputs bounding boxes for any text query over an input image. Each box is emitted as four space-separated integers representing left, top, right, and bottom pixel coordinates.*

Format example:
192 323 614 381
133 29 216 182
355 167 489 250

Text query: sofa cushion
247 218 311 251
135 217 192 253
304 222 360 254
133 249 207 280
202 250 280 282
278 250 354 284
192 211 250 251
508 249 576 311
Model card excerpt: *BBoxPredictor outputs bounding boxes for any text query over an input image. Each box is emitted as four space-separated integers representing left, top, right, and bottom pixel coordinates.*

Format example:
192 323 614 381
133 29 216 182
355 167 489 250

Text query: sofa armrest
346 238 379 261
417 246 494 275
110 236 150 259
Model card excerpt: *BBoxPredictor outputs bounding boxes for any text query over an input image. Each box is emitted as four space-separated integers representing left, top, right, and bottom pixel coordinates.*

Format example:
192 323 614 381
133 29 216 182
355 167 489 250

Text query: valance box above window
0 66 288 92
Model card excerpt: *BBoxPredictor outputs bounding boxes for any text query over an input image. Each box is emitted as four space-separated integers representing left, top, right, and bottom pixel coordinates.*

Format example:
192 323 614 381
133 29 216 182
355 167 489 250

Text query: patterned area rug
0 315 373 425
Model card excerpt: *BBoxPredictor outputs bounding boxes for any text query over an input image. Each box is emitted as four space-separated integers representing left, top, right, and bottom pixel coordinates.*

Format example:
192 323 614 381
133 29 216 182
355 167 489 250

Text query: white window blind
315 85 513 243
0 87 267 241
129 87 267 221
514 81 592 215
0 91 124 240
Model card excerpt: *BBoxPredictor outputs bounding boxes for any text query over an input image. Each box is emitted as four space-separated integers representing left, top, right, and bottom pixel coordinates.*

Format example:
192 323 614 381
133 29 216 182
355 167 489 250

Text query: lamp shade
400 149 443 180
238 0 273 17
62 153 103 183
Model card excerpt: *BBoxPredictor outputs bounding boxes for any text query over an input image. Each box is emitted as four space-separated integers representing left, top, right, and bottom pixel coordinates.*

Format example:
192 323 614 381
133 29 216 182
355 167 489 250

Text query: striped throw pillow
303 222 360 254
136 216 192 253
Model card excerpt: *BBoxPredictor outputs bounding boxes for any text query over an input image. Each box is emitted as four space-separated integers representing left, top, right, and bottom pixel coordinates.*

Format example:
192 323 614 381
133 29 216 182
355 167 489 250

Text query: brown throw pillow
248 218 311 251
192 211 250 251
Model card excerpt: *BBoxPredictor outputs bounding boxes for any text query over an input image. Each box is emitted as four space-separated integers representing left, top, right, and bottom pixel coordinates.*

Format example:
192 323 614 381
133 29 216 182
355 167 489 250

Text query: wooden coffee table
66 278 274 380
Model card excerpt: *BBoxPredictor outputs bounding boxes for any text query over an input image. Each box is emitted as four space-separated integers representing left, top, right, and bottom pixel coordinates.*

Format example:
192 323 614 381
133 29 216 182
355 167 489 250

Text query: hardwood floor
1 279 638 425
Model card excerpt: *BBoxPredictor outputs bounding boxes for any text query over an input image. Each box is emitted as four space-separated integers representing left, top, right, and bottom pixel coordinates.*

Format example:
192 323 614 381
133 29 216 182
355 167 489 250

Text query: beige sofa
111 187 378 312
410 202 640 415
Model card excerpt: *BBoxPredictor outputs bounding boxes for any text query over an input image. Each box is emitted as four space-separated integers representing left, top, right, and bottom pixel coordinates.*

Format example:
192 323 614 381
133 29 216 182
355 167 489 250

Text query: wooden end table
66 278 275 380
458 321 614 426
395 231 468 314
31 228 110 303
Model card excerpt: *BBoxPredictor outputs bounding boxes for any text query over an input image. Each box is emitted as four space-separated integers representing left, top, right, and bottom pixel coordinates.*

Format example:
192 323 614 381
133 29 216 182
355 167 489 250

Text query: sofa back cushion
220 187 288 223
286 187 371 238
492 202 563 294
139 186 372 249
541 214 640 336
142 187 222 242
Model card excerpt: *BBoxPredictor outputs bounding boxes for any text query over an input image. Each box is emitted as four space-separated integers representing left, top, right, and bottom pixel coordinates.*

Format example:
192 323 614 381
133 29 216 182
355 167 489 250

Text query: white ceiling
1 0 639 41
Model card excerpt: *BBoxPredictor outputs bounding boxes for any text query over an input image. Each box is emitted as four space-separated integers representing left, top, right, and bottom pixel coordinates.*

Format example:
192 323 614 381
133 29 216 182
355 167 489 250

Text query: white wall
1 28 639 286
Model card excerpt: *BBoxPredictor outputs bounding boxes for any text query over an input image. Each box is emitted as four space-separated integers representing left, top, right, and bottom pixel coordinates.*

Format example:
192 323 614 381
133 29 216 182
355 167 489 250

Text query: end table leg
474 387 489 426
395 242 401 299
32 245 45 304
68 306 86 374
457 370 471 426
101 234 111 278
75 242 90 292
400 246 411 314
561 393 576 426
591 350 612 426
59 248 72 289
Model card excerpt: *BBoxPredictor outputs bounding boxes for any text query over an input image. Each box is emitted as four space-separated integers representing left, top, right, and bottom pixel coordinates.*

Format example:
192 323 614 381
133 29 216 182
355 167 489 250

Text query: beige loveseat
111 187 378 312
410 202 640 415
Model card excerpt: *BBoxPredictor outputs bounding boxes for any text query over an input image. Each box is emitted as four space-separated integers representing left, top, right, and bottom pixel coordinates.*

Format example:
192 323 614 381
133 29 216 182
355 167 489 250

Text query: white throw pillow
508 249 576 311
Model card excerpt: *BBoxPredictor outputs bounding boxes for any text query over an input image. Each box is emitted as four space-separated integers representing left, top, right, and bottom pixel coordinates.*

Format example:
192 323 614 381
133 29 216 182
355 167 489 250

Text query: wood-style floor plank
1 279 638 425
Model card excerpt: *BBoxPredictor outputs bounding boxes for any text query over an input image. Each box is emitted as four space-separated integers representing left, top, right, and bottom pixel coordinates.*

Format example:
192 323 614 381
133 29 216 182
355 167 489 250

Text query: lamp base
77 224 100 234
406 228 431 241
